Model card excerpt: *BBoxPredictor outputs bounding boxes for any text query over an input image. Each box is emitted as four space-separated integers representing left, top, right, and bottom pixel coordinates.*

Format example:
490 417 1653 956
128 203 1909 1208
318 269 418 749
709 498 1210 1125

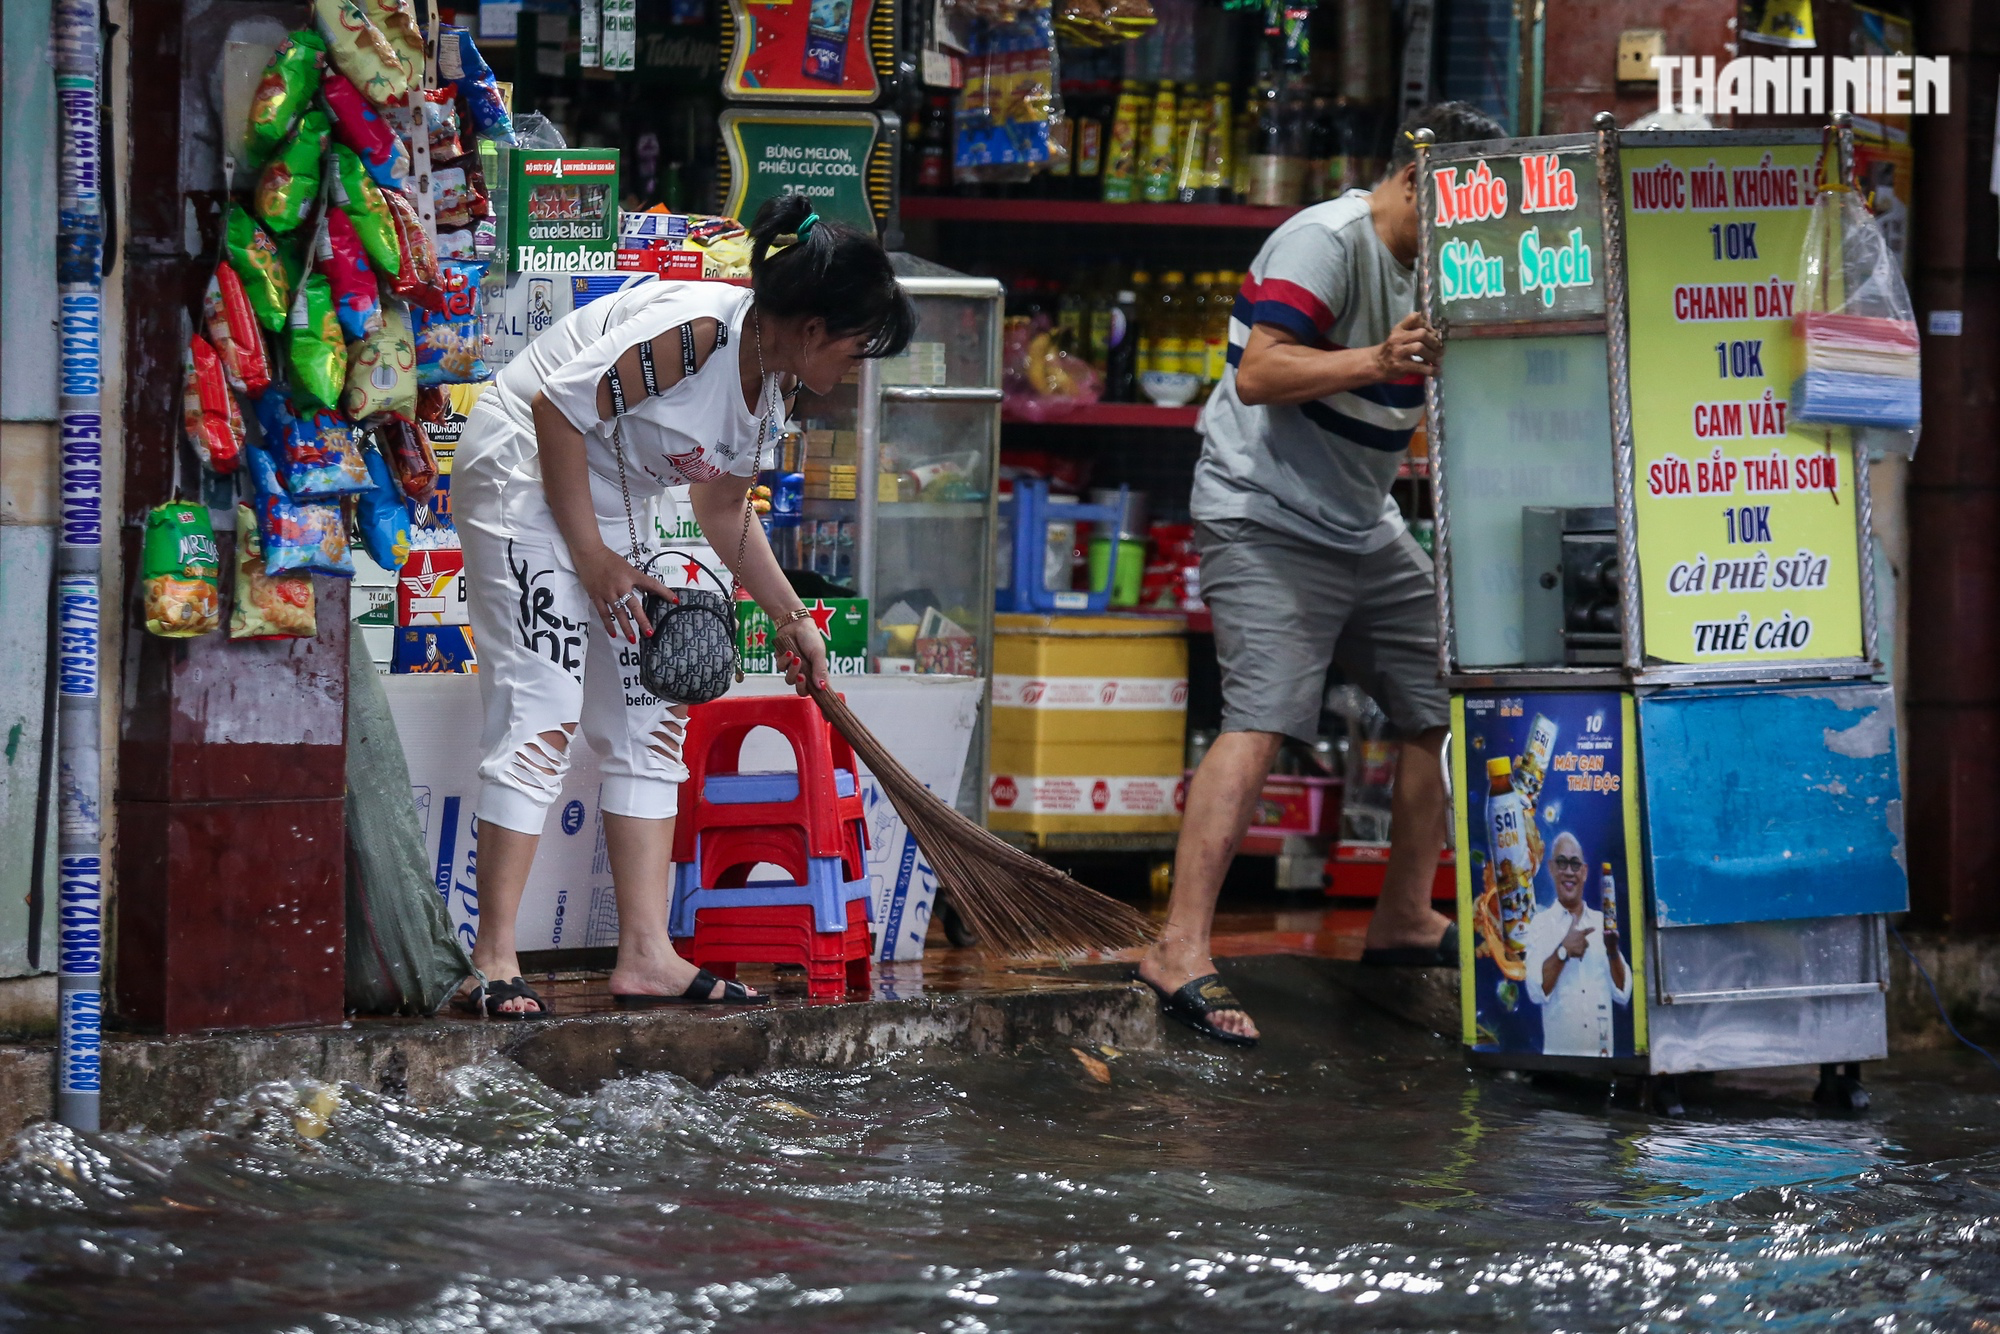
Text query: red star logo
805 598 838 638
681 559 705 584
750 629 768 647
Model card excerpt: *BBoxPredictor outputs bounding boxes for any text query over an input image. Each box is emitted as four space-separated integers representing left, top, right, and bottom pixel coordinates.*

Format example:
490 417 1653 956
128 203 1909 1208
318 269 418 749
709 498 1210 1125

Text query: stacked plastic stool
669 694 874 1000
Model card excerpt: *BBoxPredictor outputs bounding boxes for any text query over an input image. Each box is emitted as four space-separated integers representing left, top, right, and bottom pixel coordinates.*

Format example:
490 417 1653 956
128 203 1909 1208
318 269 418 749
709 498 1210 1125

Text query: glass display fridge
791 256 1004 817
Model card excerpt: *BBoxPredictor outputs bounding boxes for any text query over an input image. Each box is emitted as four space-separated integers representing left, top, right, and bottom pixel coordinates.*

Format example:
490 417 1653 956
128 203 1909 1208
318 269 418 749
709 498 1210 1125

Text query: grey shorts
1198 519 1450 742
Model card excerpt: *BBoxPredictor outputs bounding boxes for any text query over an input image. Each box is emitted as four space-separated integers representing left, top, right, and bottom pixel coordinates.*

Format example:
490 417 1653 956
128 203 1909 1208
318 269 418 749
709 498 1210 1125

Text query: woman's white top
460 280 772 514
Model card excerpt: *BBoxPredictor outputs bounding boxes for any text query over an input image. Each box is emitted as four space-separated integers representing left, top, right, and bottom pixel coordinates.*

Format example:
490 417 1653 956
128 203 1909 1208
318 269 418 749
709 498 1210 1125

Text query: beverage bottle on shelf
1245 81 1302 206
1085 257 1121 369
1057 271 1088 353
1230 100 1253 201
1152 270 1190 377
1203 271 1234 388
1303 96 1334 203
1105 287 1140 401
1199 82 1234 203
1102 81 1146 203
1129 267 1156 373
1190 272 1216 387
1141 82 1179 203
1071 93 1108 199
1042 112 1076 196
1174 95 1209 204
914 94 953 194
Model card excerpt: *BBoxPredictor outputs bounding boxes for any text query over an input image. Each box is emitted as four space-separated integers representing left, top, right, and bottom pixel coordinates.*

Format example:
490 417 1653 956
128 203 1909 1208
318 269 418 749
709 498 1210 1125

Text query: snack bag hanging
379 412 437 500
143 501 222 638
287 272 349 409
255 108 330 234
1791 179 1922 455
382 187 446 310
204 263 273 396
227 205 295 332
320 207 383 341
183 334 245 473
243 29 326 170
412 260 490 386
423 88 465 160
261 395 374 499
329 145 401 276
439 24 516 144
314 0 414 108
322 70 410 189
355 442 414 570
360 0 426 79
344 299 418 420
229 502 318 640
248 446 356 577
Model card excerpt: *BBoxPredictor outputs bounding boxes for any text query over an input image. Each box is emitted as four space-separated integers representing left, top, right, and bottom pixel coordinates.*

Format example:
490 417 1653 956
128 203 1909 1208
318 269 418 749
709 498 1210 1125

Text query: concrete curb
0 982 1160 1138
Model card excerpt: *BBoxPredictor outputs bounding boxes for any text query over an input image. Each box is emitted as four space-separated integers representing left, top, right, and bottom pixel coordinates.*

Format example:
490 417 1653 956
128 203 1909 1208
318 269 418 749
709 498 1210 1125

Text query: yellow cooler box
986 613 1188 835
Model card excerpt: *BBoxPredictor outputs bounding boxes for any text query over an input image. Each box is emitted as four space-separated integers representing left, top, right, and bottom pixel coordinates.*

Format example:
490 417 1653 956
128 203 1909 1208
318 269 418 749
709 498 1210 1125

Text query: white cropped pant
456 408 690 835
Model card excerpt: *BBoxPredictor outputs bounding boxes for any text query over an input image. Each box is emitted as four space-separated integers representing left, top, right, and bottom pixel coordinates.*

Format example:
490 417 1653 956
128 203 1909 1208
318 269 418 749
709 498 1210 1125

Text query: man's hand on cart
1374 311 1443 381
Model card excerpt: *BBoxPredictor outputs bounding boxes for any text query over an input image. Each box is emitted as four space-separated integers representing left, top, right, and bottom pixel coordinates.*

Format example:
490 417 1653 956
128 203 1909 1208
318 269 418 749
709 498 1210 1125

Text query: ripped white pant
458 446 689 835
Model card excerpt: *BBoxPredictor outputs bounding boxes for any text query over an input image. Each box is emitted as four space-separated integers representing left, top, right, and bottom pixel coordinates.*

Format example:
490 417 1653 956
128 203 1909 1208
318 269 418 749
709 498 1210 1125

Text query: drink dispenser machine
1418 116 1905 1113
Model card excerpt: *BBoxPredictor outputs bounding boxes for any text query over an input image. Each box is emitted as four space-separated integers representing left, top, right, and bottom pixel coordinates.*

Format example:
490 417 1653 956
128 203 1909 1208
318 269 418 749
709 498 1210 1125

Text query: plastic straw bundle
1790 181 1921 435
811 683 1158 957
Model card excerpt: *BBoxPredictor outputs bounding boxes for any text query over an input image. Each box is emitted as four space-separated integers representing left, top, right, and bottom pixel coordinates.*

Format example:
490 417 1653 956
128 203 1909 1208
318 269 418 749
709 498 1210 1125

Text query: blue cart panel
1637 683 1908 927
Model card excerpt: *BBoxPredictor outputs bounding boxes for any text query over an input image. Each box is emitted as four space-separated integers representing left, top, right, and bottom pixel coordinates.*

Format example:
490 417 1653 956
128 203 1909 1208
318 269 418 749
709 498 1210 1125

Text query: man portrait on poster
1524 831 1631 1058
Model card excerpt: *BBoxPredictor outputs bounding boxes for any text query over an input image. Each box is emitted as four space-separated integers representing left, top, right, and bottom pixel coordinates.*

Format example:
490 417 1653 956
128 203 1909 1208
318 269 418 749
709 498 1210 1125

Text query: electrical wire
1891 922 2000 1078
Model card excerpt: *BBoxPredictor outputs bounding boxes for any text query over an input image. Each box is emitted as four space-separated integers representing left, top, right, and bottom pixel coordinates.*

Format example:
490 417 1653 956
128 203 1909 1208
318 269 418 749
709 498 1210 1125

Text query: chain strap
610 303 781 601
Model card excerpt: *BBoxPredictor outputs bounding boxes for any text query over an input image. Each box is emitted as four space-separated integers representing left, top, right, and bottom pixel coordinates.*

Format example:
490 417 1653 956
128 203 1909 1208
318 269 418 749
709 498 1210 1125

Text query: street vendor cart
1422 115 1908 1114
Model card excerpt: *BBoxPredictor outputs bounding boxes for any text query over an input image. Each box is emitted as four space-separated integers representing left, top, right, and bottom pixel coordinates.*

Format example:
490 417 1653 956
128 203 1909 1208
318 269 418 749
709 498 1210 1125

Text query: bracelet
777 607 813 625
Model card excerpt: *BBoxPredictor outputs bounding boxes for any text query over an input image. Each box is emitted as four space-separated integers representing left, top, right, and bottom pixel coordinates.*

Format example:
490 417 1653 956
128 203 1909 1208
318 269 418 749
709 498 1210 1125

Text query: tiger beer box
505 149 621 273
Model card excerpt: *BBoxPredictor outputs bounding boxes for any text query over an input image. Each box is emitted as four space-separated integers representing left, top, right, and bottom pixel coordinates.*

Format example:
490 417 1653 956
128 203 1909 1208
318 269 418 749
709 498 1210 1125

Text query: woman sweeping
452 193 915 1016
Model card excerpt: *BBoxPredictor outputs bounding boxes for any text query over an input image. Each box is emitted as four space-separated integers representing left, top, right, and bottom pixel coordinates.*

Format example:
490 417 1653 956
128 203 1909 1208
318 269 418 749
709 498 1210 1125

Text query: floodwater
3 960 1997 1332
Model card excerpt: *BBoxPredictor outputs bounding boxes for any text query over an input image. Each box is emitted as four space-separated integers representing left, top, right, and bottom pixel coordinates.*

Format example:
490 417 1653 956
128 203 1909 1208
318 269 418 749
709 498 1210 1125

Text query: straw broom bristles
811 683 1158 957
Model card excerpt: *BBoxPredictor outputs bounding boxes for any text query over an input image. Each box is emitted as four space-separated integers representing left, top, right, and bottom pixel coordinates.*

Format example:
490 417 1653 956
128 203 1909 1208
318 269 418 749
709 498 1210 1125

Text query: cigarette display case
1420 117 1906 1110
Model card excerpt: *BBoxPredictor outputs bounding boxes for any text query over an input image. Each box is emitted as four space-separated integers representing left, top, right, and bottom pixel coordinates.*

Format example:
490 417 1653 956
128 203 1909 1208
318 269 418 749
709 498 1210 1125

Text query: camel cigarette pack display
504 150 621 273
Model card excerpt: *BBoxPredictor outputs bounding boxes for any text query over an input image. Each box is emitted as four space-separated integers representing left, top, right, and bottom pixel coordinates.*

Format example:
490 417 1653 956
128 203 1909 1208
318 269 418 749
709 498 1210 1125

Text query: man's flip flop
453 976 553 1019
1131 969 1258 1048
1359 920 1461 968
613 968 771 1009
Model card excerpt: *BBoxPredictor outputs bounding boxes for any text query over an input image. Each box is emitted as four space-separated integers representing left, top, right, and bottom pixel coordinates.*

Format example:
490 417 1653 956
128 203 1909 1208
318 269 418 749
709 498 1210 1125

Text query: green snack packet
331 144 401 277
287 272 349 409
255 108 330 234
242 29 325 170
142 501 222 638
227 205 293 333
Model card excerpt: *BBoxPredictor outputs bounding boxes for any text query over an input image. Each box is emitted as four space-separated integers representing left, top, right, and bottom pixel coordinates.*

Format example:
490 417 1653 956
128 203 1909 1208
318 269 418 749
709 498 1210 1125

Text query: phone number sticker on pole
1622 139 1864 667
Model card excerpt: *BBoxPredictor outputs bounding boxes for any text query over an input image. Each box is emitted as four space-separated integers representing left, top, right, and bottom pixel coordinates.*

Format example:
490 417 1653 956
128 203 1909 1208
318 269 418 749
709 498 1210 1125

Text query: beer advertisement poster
1622 140 1865 666
1452 690 1647 1060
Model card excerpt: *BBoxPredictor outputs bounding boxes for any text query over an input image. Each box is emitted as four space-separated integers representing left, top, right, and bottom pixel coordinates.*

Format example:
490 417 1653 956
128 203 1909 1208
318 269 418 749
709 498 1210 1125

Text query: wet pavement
4 929 1996 1332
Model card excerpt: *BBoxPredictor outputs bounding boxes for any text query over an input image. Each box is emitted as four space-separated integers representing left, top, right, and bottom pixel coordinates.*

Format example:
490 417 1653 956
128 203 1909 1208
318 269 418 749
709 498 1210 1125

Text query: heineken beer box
506 149 621 272
738 598 869 675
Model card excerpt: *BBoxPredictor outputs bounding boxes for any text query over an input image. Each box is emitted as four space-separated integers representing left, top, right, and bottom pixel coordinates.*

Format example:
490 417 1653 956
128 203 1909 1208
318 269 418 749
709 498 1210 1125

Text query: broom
810 683 1158 957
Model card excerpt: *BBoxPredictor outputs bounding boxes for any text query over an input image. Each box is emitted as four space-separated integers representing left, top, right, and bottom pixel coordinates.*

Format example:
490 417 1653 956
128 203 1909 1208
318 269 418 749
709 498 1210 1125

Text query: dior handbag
635 551 740 705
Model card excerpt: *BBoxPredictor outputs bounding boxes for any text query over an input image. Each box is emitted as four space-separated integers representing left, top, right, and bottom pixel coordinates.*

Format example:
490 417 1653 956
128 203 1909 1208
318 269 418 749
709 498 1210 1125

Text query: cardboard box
398 548 469 626
737 597 869 675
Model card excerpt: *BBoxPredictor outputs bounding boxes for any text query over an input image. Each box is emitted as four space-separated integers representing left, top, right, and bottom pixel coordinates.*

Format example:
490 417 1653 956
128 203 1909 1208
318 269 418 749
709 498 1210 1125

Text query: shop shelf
901 197 1302 229
876 500 988 519
1002 402 1202 429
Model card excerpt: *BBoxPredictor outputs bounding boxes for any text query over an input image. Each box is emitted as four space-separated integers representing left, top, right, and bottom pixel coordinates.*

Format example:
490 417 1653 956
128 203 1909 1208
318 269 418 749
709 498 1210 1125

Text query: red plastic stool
680 898 874 1000
673 694 867 878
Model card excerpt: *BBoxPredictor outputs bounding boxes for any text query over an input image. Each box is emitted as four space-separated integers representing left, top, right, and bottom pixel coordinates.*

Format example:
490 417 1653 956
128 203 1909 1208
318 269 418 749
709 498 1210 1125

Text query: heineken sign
1424 144 1605 324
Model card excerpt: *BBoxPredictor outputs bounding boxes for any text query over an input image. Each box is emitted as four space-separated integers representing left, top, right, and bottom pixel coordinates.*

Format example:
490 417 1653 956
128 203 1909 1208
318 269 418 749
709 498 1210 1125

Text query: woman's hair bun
745 192 914 359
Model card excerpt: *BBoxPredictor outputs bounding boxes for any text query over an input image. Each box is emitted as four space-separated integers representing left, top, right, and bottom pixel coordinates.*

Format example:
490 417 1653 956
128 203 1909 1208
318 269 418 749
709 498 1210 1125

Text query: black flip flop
1131 969 1259 1048
453 976 553 1019
613 968 771 1009
1359 920 1460 968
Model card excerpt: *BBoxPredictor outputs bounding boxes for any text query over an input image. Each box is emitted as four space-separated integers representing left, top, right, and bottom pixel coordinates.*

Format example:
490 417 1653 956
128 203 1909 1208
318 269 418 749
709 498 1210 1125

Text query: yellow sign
1624 142 1863 666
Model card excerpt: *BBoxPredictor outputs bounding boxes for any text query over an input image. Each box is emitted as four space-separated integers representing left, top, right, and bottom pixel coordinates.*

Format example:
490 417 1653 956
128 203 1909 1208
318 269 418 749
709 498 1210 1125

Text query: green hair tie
775 213 821 246
797 212 820 237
